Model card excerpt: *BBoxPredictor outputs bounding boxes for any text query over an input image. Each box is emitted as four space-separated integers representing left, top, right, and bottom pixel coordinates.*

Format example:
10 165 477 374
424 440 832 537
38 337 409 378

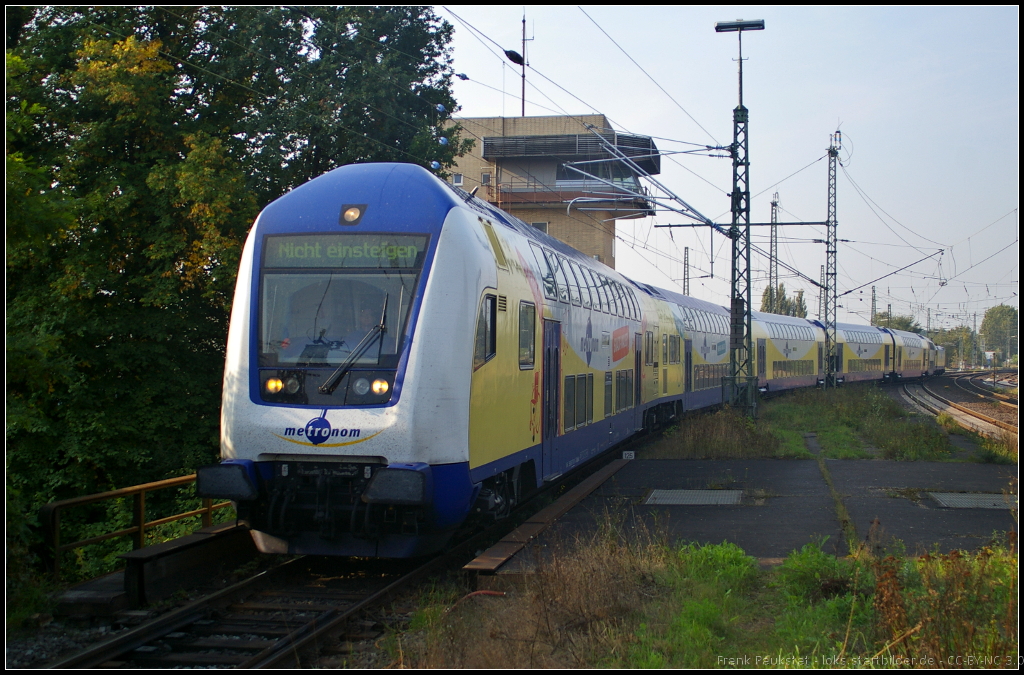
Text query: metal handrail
39 474 233 581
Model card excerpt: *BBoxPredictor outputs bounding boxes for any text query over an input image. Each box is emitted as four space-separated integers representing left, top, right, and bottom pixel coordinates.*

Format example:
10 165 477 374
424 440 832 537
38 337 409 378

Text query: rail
39 474 232 581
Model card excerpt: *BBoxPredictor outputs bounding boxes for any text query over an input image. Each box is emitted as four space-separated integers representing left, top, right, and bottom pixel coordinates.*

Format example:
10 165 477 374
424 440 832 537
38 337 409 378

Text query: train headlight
266 378 284 394
352 378 371 395
284 377 301 394
372 378 390 395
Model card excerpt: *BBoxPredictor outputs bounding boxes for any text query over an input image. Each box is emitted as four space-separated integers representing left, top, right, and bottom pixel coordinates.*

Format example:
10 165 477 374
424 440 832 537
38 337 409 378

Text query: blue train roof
256 163 461 236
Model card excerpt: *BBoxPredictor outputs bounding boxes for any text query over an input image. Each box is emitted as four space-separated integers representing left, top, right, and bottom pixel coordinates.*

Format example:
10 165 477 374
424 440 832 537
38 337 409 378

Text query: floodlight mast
717 19 764 418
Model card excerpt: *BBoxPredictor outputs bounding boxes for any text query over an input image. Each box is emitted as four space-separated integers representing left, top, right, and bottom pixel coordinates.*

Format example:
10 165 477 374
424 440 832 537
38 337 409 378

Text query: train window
627 286 638 320
662 333 668 364
613 283 627 317
529 244 557 300
581 267 600 311
569 261 585 309
568 261 591 309
474 294 497 370
604 372 613 416
593 274 608 313
645 331 654 366
549 253 571 304
519 302 535 369
604 278 619 315
587 373 594 423
564 375 576 431
576 374 588 427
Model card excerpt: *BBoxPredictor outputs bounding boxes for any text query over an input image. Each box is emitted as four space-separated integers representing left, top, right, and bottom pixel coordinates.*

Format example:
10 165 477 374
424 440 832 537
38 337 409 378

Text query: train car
196 162 938 559
198 163 681 557
933 344 946 375
756 313 823 392
882 328 929 380
836 322 888 383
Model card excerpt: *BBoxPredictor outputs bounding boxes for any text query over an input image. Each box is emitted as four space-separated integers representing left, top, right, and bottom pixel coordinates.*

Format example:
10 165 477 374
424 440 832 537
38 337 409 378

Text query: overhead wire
577 6 721 146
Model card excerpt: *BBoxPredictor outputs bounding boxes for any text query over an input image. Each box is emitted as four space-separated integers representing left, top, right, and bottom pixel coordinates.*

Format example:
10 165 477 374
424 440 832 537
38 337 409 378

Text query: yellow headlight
343 206 362 222
372 378 390 395
266 378 284 394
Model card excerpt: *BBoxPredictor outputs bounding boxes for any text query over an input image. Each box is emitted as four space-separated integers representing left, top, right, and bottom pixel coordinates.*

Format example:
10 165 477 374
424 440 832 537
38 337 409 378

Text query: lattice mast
683 247 690 296
769 192 780 313
823 131 841 388
717 20 763 417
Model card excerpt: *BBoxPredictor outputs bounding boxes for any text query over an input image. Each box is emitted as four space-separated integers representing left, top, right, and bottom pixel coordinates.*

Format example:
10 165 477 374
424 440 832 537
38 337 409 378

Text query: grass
936 413 1018 464
643 407 810 460
761 385 956 461
395 523 1018 668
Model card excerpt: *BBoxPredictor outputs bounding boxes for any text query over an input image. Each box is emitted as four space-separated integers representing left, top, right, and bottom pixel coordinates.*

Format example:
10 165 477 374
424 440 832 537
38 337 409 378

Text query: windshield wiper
319 294 388 395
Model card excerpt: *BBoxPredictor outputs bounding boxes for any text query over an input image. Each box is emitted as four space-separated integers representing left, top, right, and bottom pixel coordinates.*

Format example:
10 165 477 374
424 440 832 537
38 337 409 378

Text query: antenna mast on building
501 16 531 117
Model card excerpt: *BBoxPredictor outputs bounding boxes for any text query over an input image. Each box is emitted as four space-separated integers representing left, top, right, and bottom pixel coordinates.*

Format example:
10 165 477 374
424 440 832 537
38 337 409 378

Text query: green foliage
872 311 922 333
932 325 975 366
644 407 786 459
760 283 807 318
761 385 953 460
980 304 1018 363
7 6 469 582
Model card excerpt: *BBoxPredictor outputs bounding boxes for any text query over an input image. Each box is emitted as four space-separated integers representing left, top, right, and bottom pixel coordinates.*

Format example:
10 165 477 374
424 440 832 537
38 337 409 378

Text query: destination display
263 234 428 269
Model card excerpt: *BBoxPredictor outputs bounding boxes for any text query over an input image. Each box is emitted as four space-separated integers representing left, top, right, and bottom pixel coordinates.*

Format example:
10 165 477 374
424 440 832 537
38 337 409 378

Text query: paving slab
827 460 1017 556
487 458 1018 577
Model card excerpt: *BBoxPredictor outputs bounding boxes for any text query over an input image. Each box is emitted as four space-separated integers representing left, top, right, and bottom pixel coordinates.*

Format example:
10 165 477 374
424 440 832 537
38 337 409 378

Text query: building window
453 173 463 186
531 222 548 234
481 172 491 185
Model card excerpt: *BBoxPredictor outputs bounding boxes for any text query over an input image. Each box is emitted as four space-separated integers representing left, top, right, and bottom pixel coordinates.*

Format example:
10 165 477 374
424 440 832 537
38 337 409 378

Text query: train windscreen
258 234 428 368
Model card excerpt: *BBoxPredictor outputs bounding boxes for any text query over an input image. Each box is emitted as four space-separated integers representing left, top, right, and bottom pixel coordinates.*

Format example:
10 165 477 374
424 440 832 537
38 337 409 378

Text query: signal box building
451 115 660 269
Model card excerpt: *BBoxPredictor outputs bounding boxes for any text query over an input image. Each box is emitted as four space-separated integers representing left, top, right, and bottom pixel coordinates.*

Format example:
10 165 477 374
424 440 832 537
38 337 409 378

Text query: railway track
903 380 1017 438
953 371 1018 407
48 555 443 669
49 428 657 669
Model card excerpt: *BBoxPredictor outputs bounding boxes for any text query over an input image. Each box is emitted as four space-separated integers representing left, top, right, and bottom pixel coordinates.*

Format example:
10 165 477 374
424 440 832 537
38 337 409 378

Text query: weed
644 407 782 459
977 431 1018 464
762 385 956 461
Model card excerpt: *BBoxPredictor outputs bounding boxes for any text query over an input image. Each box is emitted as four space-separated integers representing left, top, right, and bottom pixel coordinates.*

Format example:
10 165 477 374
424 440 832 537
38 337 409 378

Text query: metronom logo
273 415 382 447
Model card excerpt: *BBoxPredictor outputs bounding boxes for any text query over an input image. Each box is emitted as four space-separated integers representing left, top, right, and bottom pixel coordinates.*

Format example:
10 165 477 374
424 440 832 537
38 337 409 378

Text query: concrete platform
828 460 1017 556
481 457 1017 578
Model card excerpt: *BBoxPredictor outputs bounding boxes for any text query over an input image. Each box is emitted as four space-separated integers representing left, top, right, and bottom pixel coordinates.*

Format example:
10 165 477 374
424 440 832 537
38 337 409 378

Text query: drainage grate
928 493 1018 509
644 490 743 505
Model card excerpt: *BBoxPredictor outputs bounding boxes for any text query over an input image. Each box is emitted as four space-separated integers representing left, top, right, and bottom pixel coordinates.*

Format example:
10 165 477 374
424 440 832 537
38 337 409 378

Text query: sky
437 6 1019 332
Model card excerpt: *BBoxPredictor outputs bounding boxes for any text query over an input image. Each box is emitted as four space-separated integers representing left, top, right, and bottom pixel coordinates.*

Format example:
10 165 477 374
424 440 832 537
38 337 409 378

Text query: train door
634 333 643 430
757 339 766 383
542 320 560 480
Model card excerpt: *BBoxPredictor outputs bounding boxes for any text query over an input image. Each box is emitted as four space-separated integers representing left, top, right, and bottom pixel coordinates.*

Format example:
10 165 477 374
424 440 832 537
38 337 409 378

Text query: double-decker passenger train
197 163 943 557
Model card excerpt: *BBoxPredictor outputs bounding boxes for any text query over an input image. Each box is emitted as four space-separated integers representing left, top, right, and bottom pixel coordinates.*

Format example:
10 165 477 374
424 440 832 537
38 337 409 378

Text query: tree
6 7 470 511
760 283 806 317
980 304 1017 363
932 325 975 367
871 311 922 333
